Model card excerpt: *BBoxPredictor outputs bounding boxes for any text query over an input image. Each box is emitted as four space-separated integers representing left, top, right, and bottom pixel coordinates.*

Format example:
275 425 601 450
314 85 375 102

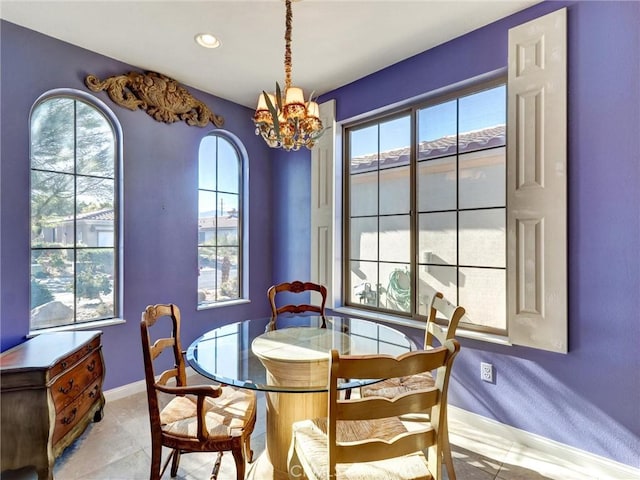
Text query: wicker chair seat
290 417 433 480
160 388 256 440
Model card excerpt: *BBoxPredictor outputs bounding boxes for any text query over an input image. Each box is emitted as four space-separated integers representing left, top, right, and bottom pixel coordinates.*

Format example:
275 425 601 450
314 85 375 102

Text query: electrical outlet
480 362 493 383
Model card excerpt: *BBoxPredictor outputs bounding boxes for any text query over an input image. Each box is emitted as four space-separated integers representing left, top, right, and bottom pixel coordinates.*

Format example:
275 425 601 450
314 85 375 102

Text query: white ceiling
0 0 539 108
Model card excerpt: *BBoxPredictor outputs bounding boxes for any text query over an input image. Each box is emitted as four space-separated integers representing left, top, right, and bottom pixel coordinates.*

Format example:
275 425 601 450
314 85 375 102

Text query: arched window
30 91 121 330
198 132 244 308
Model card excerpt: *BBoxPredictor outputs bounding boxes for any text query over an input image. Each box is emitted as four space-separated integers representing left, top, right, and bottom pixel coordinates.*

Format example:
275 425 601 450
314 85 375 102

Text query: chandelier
253 0 324 151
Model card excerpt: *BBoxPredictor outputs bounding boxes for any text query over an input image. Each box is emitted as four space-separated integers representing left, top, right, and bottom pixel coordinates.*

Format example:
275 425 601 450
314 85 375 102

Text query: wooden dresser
0 331 105 480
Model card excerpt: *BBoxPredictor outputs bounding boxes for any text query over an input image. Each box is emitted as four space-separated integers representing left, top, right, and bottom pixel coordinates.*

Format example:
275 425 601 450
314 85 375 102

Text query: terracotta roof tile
351 124 505 173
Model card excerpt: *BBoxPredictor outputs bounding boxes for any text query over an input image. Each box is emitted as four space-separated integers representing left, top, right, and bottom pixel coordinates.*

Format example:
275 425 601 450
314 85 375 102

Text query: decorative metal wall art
85 71 224 127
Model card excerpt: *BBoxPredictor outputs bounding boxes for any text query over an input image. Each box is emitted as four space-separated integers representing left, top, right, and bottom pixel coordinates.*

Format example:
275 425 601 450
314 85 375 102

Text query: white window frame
197 130 250 310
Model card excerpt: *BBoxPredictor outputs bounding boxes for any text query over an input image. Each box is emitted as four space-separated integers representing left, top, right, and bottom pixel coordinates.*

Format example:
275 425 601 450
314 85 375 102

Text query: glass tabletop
186 315 417 393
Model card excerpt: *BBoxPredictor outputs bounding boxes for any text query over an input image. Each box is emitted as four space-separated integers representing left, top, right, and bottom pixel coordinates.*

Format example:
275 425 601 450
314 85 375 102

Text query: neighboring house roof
350 124 505 173
76 209 115 221
199 216 238 230
49 208 114 226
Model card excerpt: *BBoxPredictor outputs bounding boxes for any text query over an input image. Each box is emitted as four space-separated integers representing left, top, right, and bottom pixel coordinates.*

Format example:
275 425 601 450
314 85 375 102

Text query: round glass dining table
186 315 417 479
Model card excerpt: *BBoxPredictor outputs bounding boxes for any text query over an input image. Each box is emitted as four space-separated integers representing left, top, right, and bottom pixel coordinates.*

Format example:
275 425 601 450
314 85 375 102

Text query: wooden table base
265 390 327 479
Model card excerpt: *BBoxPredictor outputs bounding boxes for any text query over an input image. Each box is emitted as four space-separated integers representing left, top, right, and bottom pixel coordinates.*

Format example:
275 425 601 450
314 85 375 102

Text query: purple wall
0 21 275 390
270 148 312 283
318 0 640 468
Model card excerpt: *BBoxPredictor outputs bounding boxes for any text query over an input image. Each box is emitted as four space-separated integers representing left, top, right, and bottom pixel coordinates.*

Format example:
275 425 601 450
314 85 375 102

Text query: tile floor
0 378 617 480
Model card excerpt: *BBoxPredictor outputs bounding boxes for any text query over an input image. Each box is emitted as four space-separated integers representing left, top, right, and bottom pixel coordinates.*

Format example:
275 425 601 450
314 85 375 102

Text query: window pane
459 148 506 209
379 165 409 215
379 115 410 170
198 191 217 246
218 247 239 300
217 193 239 245
30 248 75 329
350 217 377 261
418 156 456 211
76 101 114 177
418 100 457 160
76 177 115 247
379 215 410 263
199 136 217 190
217 138 239 193
349 124 378 172
459 209 505 268
380 263 411 313
350 171 378 217
31 98 75 173
418 266 457 316
76 249 115 322
350 260 378 307
218 219 238 246
218 192 238 219
419 212 456 266
459 85 506 154
31 171 74 247
198 246 217 304
459 267 506 330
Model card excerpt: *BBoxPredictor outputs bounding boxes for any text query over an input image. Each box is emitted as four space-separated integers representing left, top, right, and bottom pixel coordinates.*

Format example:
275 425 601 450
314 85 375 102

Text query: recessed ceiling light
195 33 220 49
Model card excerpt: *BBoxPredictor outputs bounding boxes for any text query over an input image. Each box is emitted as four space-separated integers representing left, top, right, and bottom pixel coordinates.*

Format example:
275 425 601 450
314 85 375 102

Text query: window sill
28 317 126 338
332 306 512 347
197 298 251 311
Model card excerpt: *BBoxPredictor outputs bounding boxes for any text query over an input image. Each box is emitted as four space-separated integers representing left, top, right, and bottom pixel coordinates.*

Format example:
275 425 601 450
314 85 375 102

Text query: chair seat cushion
360 371 435 400
160 386 255 440
290 417 432 480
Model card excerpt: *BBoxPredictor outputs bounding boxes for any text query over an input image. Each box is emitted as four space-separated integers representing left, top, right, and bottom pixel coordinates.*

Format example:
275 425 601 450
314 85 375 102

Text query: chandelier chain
284 0 292 90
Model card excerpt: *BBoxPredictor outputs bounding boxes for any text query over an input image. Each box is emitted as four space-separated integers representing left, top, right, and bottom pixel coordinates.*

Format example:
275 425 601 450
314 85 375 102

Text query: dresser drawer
49 336 101 380
51 350 104 413
51 377 102 445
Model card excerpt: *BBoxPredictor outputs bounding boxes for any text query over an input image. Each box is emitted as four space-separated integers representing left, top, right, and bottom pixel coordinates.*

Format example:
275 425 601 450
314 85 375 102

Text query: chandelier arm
284 0 292 90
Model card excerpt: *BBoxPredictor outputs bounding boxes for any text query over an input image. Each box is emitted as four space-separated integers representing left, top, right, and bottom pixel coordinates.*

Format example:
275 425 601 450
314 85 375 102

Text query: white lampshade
284 87 304 106
306 101 320 118
256 93 276 111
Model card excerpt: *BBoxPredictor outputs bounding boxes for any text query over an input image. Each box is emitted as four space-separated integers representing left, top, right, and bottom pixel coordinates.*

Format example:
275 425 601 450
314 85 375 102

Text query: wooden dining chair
268 280 327 321
359 285 465 479
288 339 460 480
140 304 256 480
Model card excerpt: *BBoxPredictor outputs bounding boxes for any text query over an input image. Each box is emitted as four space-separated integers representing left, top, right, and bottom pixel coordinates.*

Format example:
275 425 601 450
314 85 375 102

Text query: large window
198 133 243 308
345 82 506 334
30 93 119 330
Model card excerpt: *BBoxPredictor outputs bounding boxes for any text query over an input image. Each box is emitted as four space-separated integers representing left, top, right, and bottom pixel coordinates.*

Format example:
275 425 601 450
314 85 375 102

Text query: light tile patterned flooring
0 378 608 480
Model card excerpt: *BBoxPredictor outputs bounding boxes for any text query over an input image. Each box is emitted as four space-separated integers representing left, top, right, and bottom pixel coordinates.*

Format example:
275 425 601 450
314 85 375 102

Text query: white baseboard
449 405 640 479
104 378 147 402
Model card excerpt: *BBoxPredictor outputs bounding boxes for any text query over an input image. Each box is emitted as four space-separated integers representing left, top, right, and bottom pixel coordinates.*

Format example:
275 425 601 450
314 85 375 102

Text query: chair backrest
327 340 460 478
268 281 327 319
140 304 187 434
421 284 465 349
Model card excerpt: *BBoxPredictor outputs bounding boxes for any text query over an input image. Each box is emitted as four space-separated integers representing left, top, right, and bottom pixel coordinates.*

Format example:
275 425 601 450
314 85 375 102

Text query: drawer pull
88 385 99 399
60 361 68 369
58 379 74 394
61 408 77 425
87 359 96 372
